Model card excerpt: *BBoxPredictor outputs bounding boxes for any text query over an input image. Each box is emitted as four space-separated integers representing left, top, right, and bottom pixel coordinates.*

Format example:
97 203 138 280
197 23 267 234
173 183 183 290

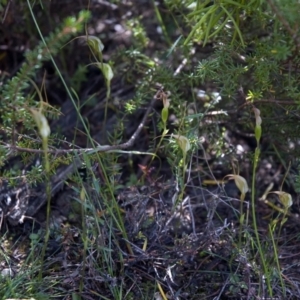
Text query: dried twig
3 93 158 156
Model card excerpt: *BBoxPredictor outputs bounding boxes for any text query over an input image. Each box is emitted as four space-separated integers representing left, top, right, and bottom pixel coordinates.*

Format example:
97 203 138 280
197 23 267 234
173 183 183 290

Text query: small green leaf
255 125 262 143
29 233 40 241
161 107 169 124
240 213 245 224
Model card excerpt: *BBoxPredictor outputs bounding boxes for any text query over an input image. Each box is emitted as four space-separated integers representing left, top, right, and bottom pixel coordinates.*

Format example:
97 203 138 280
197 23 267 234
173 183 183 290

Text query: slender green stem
269 224 286 297
238 199 244 248
251 147 272 296
38 138 51 281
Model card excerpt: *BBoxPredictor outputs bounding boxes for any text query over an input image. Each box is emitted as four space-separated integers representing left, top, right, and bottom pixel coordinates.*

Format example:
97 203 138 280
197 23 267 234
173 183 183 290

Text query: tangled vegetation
1 0 300 299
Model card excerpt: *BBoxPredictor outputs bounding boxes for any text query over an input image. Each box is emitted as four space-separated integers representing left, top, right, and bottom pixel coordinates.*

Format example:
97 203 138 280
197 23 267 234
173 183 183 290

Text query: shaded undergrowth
1 1 300 299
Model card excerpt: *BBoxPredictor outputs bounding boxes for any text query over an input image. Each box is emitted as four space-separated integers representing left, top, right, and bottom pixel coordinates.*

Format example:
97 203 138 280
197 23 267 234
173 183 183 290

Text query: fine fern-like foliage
0 10 90 177
159 1 300 162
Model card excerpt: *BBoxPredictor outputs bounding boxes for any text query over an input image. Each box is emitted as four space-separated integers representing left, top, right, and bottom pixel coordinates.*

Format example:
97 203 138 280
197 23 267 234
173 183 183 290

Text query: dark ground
1 1 300 299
